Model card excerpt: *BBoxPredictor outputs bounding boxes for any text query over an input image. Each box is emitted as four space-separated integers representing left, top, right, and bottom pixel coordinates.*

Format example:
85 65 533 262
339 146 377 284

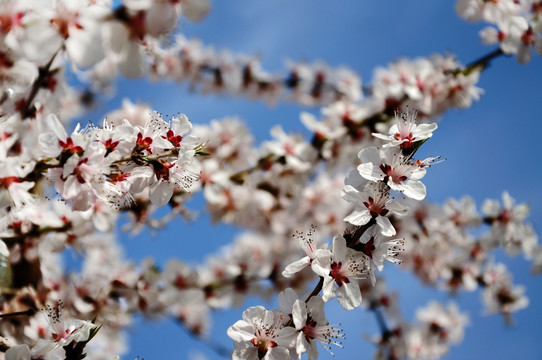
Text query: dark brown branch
464 48 505 72
0 308 36 319
1 224 72 245
19 50 61 119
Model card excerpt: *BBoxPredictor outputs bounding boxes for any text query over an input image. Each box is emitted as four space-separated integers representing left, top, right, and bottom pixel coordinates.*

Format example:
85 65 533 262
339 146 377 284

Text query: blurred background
77 1 542 359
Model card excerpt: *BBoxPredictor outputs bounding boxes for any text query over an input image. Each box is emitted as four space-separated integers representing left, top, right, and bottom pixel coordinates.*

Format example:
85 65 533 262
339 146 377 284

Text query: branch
371 306 390 337
19 49 61 119
1 224 72 245
115 148 180 166
173 318 231 358
0 308 36 319
463 48 505 73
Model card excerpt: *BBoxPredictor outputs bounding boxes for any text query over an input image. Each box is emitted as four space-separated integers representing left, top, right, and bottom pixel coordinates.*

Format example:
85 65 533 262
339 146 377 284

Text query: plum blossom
282 225 331 278
356 146 427 201
479 15 531 62
24 300 97 357
342 181 409 236
404 301 469 360
0 158 36 208
38 114 88 159
49 0 109 69
416 302 469 345
291 296 344 359
372 110 437 149
356 224 404 284
262 125 317 173
227 306 296 360
312 235 369 310
480 262 529 317
482 191 537 257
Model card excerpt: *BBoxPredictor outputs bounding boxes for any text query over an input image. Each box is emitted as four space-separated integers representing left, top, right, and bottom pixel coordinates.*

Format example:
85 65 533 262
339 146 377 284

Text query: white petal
66 27 104 68
400 180 426 200
182 0 211 22
278 288 298 315
119 41 144 78
227 320 255 343
282 257 310 277
321 276 336 302
376 216 396 236
332 236 348 261
344 209 371 226
149 181 173 206
292 300 307 330
336 282 362 310
5 345 31 360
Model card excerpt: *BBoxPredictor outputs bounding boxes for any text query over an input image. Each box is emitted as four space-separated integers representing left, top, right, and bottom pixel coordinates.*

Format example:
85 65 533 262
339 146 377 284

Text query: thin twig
20 49 61 119
0 308 36 319
174 318 231 358
371 306 390 336
1 224 72 245
463 48 505 72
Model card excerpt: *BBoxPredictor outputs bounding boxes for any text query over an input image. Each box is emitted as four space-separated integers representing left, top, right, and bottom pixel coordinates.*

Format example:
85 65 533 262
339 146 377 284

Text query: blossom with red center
313 236 369 310
482 191 536 256
30 300 97 355
262 125 317 173
39 114 88 160
356 146 427 200
101 138 119 156
282 225 331 278
357 224 404 284
373 110 437 149
163 129 183 147
59 137 84 156
342 181 408 236
135 132 153 152
0 175 35 208
227 306 296 360
292 296 344 359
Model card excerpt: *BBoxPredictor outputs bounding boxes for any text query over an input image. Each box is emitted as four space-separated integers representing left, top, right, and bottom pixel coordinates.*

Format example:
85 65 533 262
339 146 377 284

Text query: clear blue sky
79 1 542 359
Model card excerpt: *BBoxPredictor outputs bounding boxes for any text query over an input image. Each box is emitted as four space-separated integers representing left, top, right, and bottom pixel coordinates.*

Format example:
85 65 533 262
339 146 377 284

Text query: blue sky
80 1 542 359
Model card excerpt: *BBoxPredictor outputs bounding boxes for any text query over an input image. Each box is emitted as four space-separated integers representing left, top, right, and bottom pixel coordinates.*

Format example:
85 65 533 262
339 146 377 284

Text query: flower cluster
456 0 542 63
1 110 200 213
228 289 344 360
361 278 469 360
0 1 540 359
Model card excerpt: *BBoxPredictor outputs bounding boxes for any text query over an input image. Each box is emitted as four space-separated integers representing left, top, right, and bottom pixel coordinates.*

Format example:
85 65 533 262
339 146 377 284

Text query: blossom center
363 196 389 218
251 333 277 359
394 131 415 148
330 261 350 287
379 164 408 185
302 316 319 341
358 237 376 259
